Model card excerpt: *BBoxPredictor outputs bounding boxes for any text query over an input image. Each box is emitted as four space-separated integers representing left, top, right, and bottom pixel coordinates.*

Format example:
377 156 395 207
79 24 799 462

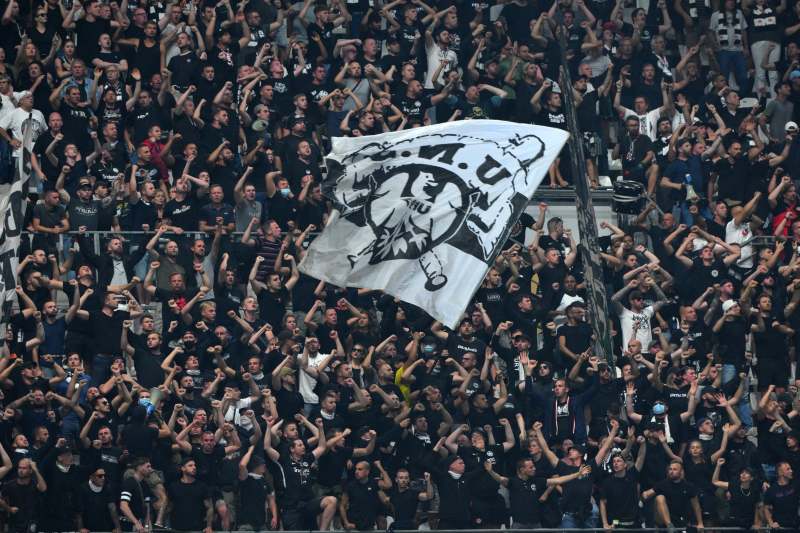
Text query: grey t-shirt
235 199 263 232
67 198 101 231
343 77 371 112
765 98 794 139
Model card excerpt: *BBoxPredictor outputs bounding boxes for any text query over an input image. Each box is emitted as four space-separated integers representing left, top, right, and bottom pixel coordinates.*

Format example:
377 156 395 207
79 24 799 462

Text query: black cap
567 443 585 455
441 454 461 469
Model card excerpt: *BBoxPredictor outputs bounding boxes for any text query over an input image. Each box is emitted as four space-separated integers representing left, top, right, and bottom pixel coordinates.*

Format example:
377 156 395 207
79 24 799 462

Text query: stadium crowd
5 0 800 530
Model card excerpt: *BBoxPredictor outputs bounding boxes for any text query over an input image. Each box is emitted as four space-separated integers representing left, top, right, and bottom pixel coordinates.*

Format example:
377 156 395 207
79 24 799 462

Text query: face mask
280 188 291 197
423 344 434 354
652 403 666 416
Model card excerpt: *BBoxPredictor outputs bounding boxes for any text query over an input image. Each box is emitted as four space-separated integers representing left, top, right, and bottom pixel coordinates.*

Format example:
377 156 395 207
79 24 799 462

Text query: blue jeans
723 364 754 426
762 463 777 482
671 202 693 225
722 363 738 384
91 354 114 386
560 512 595 529
717 50 750 93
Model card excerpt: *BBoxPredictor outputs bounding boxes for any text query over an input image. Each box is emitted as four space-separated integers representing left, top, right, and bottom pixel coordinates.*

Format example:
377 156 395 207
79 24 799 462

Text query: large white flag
299 120 569 328
0 114 36 325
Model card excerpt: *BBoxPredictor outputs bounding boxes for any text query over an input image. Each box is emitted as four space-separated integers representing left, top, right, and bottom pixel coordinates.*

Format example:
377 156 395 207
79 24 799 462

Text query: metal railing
67 526 797 533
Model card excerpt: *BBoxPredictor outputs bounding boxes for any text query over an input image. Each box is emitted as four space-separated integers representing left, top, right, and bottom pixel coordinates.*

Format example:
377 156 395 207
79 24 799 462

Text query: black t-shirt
239 474 274 527
168 51 200 88
78 483 117 531
392 93 432 122
164 196 201 231
2 479 40 528
754 310 789 362
191 444 226 487
653 478 698 525
256 287 290 332
764 480 800 527
345 478 382 527
279 452 317 507
557 322 593 358
556 462 593 514
128 103 163 144
75 18 110 62
168 479 210 531
87 309 128 355
688 258 727 298
121 423 159 459
727 479 761 526
716 317 747 369
537 106 567 130
388 487 421 527
316 446 354 488
59 102 93 151
600 470 640 522
210 43 240 83
120 476 152 522
132 348 165 389
33 132 63 180
507 475 546 523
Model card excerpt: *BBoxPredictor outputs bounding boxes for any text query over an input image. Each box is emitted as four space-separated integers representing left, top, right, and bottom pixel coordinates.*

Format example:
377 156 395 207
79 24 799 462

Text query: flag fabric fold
0 114 36 325
299 120 569 328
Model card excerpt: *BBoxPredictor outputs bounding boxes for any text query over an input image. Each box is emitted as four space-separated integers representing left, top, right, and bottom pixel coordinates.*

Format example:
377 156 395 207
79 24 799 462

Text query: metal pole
555 24 614 364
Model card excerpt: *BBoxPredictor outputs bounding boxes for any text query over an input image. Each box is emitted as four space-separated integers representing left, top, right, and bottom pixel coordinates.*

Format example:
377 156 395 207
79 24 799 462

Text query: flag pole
555 23 615 366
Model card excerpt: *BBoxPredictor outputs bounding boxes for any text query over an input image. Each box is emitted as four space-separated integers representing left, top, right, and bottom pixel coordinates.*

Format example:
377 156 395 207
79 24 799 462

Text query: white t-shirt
622 107 685 141
224 396 254 425
725 219 754 269
425 42 458 89
0 92 30 123
619 305 655 348
298 352 328 405
110 258 128 286
0 107 46 156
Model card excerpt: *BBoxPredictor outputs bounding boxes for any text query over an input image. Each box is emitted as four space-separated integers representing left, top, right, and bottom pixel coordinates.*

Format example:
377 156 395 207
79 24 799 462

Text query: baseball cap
57 445 75 456
722 299 738 313
567 443 586 455
442 454 462 469
78 177 92 188
696 417 711 429
790 70 800 80
787 121 799 132
288 115 306 128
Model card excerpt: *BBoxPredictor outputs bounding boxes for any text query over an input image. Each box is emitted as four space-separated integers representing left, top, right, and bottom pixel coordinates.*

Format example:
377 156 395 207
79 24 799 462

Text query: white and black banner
0 115 36 324
299 120 568 327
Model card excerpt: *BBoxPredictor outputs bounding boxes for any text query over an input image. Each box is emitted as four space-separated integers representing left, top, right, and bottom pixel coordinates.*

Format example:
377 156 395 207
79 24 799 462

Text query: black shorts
757 360 789 389
282 497 326 530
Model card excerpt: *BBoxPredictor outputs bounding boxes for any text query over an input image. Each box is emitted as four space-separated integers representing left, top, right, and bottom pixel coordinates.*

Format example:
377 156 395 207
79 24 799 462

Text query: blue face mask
280 188 291 197
652 403 666 416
